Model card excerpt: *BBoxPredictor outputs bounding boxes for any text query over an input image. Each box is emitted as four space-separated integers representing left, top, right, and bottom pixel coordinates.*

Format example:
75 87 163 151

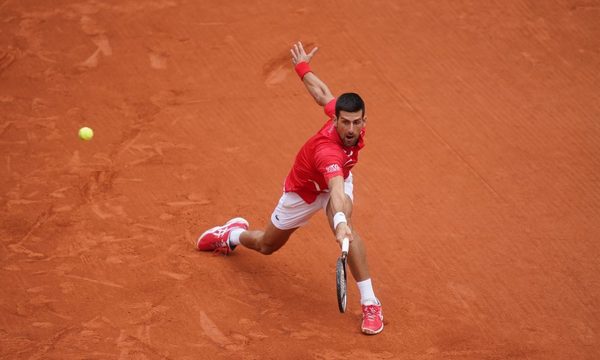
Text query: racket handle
341 237 350 255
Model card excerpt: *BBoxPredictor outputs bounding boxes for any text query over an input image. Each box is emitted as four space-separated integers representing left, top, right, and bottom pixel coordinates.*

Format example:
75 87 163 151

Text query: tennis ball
78 127 93 141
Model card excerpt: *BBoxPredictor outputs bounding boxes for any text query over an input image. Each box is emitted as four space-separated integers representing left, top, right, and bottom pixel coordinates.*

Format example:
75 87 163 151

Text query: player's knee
259 245 279 255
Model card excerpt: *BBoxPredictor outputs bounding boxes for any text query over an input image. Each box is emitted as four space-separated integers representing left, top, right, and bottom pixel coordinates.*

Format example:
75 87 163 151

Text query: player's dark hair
335 93 365 118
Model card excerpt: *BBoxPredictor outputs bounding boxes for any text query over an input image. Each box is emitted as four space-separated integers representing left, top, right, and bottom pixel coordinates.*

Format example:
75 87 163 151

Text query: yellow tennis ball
78 127 93 141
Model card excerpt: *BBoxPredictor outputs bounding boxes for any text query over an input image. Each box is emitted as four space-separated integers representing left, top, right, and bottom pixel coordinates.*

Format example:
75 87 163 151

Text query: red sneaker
197 217 249 255
361 301 384 335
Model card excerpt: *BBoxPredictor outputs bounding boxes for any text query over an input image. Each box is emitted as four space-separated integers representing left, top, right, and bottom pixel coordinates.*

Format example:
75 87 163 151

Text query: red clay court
1 0 599 359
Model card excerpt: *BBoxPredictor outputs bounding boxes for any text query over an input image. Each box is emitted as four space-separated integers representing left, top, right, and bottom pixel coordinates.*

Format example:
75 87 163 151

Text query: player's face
334 110 366 147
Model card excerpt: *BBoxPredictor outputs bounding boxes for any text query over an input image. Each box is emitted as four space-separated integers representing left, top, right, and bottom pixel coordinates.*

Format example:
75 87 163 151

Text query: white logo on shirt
326 164 341 173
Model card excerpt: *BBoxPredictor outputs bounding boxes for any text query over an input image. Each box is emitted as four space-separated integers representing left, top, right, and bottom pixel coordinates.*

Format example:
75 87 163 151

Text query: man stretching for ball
197 41 383 335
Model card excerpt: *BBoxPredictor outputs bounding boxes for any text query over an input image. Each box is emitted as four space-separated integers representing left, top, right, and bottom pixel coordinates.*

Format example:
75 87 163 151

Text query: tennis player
197 41 384 335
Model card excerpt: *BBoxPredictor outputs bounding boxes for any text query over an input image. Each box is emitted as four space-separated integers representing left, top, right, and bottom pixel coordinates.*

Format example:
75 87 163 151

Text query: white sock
357 278 378 305
228 229 244 247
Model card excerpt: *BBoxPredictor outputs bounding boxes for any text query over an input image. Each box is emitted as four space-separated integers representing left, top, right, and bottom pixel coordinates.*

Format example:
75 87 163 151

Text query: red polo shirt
284 99 366 204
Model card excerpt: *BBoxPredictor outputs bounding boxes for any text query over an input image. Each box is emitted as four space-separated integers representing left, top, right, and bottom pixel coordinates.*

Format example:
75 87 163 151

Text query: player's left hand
290 41 318 65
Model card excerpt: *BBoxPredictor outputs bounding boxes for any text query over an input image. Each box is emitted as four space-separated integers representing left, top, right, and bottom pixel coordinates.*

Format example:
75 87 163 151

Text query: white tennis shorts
271 173 354 230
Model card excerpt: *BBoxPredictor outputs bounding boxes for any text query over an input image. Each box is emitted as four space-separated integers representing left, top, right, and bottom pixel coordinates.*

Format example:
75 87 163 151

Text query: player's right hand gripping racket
336 238 350 313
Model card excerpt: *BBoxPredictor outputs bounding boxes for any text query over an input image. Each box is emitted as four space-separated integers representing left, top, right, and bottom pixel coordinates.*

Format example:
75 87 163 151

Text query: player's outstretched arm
328 175 353 246
290 41 335 107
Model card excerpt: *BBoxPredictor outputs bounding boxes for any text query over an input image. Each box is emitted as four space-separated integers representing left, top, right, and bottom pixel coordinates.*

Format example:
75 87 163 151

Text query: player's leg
198 218 297 255
324 176 383 335
197 191 320 255
235 222 298 255
233 191 318 254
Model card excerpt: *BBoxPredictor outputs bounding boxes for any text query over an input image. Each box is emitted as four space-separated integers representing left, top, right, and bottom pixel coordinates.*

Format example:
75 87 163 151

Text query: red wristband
294 62 312 80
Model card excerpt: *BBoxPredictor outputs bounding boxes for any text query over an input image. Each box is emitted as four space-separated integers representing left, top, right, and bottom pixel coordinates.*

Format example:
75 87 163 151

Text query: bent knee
259 246 280 255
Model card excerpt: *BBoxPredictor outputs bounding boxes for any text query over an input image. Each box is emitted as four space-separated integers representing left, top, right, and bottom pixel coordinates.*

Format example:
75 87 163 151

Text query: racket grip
341 238 350 254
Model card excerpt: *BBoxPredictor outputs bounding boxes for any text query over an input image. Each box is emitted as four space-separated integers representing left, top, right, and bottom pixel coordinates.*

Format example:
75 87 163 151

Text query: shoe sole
196 217 249 250
361 322 384 335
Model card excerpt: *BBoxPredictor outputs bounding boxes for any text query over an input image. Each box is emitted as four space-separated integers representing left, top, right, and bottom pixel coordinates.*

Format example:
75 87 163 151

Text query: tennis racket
336 237 350 313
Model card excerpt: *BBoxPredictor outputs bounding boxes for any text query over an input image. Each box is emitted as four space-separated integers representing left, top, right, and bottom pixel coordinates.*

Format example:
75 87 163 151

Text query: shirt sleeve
324 98 336 119
314 143 344 182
